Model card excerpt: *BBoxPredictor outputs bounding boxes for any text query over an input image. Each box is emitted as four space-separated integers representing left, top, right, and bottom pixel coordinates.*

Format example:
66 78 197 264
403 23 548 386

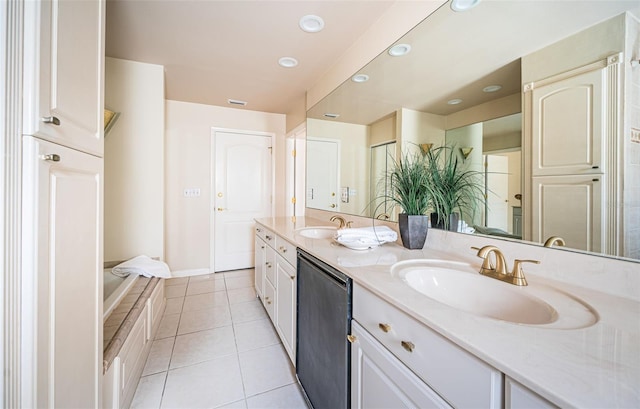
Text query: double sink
295 226 598 330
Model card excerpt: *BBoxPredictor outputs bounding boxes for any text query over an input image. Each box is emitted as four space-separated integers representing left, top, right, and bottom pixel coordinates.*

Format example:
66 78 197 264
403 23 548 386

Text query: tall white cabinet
523 54 621 255
21 0 105 407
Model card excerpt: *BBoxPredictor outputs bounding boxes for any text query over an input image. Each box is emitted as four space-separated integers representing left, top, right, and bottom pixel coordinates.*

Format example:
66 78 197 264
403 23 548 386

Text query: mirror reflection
306 0 640 260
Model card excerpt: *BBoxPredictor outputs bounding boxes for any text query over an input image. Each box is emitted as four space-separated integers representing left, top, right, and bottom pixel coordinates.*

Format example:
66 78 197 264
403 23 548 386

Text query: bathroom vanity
255 216 640 408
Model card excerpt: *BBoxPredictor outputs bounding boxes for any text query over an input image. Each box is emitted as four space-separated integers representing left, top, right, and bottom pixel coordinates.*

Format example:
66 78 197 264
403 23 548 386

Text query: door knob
217 207 225 211
41 154 61 162
41 116 60 125
330 204 336 208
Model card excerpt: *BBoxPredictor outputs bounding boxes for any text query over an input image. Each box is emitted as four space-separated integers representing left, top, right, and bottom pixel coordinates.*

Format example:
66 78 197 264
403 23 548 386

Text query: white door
531 68 604 176
23 136 102 408
306 138 339 211
213 130 272 272
531 174 602 253
485 155 509 232
23 0 105 156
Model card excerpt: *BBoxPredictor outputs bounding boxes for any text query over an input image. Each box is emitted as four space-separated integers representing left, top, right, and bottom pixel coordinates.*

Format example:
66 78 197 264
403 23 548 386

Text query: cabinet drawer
354 284 502 409
147 281 165 340
255 225 275 244
275 236 297 267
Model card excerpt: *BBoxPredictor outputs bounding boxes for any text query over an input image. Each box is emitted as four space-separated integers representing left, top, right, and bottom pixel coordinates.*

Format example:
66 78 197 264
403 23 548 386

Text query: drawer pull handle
265 262 272 268
290 275 295 280
401 341 415 353
347 335 357 344
256 228 262 233
378 323 391 333
261 245 265 249
279 246 287 253
41 116 60 125
265 235 272 240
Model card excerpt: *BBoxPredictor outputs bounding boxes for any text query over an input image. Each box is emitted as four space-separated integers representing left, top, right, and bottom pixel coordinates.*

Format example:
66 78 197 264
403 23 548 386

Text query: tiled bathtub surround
131 269 308 409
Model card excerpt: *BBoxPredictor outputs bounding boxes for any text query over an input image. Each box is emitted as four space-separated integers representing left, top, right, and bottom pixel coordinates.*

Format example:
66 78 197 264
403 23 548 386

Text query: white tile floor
131 269 309 409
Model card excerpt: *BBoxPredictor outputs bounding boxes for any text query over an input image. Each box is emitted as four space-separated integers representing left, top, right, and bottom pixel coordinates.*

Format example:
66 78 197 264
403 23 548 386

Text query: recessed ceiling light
324 113 340 119
278 57 298 68
447 99 463 105
351 74 369 83
482 85 502 93
228 99 247 106
299 15 325 33
388 44 412 57
450 0 482 12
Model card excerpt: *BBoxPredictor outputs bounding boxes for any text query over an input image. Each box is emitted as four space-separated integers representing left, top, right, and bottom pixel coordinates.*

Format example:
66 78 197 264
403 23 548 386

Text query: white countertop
256 216 640 408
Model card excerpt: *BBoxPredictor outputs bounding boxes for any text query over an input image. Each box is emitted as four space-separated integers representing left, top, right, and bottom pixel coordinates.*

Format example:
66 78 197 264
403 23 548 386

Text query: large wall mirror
306 0 640 261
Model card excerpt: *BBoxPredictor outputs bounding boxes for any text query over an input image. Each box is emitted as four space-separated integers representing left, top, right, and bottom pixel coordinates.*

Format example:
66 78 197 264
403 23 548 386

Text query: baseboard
170 268 212 278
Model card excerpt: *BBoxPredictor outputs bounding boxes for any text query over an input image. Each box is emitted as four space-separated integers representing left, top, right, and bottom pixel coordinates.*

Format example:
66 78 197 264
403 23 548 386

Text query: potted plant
424 145 484 231
376 149 433 249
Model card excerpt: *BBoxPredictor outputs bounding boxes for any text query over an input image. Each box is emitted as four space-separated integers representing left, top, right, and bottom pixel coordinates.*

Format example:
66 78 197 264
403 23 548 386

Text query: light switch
183 188 201 197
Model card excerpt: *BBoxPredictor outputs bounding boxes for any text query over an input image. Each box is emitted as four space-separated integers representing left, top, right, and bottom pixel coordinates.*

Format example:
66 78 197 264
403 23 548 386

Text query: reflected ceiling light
447 98 463 105
299 15 325 33
352 74 369 83
388 44 411 57
324 113 340 119
278 57 298 68
482 85 502 93
451 0 482 12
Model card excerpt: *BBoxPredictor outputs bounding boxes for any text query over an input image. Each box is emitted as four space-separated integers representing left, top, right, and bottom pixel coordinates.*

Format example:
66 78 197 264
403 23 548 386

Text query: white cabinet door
505 377 557 409
23 136 102 408
531 175 602 252
254 236 266 299
23 0 105 156
350 321 451 409
275 257 296 364
530 67 604 176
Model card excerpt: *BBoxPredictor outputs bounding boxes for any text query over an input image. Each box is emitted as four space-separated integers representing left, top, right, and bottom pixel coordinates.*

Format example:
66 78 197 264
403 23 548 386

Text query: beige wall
165 100 286 272
398 108 446 151
104 58 165 263
445 93 521 131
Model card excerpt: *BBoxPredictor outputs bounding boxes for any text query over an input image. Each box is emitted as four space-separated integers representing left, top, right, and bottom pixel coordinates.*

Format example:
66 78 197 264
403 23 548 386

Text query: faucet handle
510 259 540 286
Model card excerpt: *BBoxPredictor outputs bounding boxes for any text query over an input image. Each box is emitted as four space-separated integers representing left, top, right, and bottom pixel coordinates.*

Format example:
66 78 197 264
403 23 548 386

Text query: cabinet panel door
505 377 557 409
531 175 602 252
351 322 451 409
23 0 105 156
275 257 296 363
531 68 604 176
23 136 103 408
254 236 266 298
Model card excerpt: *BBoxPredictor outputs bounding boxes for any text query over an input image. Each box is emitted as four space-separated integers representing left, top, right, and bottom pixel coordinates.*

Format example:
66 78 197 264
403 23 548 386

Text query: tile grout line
224 272 250 405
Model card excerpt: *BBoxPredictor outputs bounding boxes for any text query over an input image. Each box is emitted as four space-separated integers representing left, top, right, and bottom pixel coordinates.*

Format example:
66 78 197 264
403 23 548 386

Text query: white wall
165 100 286 272
104 58 164 262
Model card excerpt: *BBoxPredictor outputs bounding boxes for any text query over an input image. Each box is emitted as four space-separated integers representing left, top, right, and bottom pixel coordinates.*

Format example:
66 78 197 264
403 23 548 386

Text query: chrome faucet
330 215 347 229
472 245 540 286
543 236 566 247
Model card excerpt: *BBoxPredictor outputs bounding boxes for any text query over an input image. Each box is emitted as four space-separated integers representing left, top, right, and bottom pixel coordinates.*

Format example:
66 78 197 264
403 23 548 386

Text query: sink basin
295 226 337 239
391 260 598 329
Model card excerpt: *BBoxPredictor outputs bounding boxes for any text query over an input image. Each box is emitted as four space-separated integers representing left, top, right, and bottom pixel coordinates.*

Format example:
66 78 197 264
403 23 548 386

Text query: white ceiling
105 0 399 114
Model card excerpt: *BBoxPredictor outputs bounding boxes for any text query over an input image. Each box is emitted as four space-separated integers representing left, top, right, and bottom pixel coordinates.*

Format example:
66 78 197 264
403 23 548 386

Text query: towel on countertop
112 255 172 279
334 226 398 243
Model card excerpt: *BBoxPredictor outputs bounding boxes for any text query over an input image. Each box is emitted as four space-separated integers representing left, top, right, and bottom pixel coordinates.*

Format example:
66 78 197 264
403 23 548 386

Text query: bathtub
103 269 138 321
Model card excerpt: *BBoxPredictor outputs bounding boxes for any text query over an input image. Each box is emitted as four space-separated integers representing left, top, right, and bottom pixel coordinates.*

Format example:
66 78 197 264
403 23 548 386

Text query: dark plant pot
398 214 429 249
430 212 459 232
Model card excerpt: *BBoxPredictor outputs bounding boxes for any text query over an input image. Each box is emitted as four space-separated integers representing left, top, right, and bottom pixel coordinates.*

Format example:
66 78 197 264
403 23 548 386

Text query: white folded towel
334 226 398 243
112 255 172 279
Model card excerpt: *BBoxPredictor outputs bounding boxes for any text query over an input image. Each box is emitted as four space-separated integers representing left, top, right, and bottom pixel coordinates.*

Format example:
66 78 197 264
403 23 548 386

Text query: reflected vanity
306 0 640 261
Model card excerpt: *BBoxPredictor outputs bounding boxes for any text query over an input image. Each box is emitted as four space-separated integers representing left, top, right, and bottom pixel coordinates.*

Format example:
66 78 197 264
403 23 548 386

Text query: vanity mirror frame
305 0 640 262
